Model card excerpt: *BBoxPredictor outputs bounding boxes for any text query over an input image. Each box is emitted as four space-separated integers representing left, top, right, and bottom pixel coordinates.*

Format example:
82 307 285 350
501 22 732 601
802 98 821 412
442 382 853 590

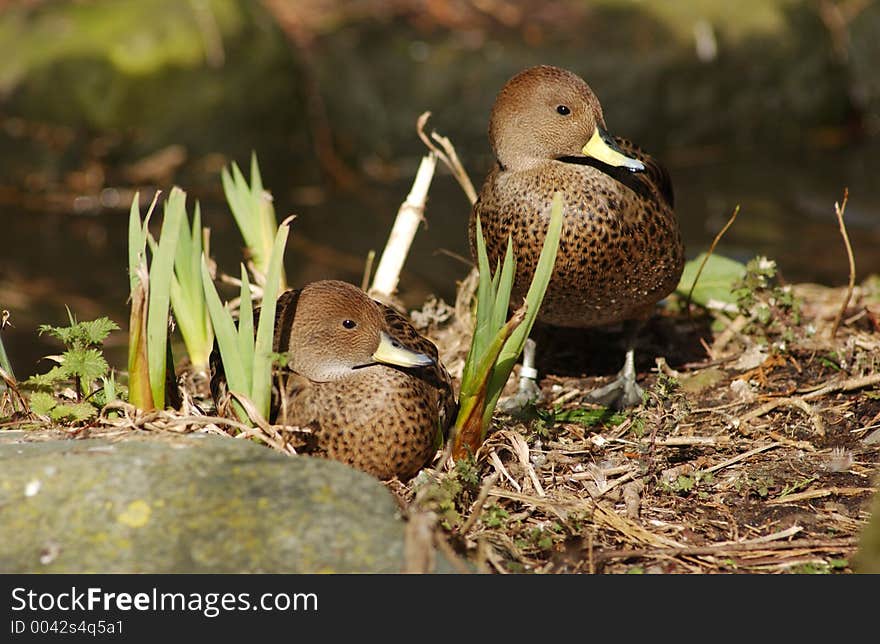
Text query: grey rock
0 432 453 573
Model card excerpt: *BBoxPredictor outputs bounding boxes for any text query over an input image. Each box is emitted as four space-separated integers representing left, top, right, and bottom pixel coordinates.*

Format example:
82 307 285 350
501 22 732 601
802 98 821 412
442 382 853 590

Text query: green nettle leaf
37 324 62 340
29 314 119 409
675 253 747 308
78 318 120 346
23 365 68 390
102 373 117 403
62 348 110 383
28 391 57 415
50 402 97 422
37 317 119 349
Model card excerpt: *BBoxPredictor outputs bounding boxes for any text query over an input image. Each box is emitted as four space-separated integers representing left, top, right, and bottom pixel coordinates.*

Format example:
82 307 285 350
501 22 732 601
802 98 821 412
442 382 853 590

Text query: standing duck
213 280 456 481
470 65 684 407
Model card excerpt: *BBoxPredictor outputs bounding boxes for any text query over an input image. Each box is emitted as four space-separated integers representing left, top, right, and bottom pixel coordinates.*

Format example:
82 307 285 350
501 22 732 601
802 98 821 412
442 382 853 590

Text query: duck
213 280 456 481
470 65 684 407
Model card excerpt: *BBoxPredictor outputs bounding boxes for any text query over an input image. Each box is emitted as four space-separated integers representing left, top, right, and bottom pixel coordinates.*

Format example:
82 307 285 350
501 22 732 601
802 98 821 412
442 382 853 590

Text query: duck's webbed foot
586 347 644 409
498 338 543 413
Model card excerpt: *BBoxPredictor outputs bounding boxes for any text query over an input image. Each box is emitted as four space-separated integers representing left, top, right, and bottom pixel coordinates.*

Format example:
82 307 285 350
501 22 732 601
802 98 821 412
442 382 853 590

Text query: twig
0 366 29 415
488 448 521 492
432 532 473 574
829 188 855 338
369 153 437 300
404 511 437 573
622 480 644 519
565 465 633 482
417 111 478 205
766 486 875 505
505 430 545 497
641 435 731 447
686 205 740 312
599 470 638 496
701 442 782 474
736 525 803 544
592 503 684 548
802 372 880 400
711 313 750 356
460 472 501 534
740 397 825 437
486 488 583 522
597 535 858 563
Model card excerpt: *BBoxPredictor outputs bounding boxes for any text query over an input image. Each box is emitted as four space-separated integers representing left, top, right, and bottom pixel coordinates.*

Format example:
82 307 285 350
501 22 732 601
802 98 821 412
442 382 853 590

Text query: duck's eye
556 105 571 116
342 319 357 329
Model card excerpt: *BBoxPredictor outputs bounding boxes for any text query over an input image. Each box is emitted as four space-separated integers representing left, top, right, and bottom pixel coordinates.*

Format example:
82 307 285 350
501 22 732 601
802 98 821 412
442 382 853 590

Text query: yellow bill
372 332 434 367
582 127 645 171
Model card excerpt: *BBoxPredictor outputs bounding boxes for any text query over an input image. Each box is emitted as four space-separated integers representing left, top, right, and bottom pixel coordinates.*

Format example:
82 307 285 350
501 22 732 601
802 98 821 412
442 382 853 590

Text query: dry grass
398 276 880 574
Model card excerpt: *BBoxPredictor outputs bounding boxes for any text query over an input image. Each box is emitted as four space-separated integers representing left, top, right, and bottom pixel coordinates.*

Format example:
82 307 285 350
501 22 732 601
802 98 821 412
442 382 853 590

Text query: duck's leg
586 320 645 409
498 337 543 412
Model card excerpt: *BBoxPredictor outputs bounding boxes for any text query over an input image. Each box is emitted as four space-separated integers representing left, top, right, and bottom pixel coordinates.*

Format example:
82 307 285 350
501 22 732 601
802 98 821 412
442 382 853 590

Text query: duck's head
488 65 644 173
281 280 434 382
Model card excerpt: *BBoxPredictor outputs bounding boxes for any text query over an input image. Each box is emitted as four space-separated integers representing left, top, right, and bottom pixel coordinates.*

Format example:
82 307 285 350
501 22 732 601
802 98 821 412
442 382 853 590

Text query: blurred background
1 0 879 373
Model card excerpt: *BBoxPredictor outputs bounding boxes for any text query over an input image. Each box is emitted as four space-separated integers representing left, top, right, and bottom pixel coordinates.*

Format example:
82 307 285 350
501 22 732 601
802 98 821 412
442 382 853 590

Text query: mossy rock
0 432 451 573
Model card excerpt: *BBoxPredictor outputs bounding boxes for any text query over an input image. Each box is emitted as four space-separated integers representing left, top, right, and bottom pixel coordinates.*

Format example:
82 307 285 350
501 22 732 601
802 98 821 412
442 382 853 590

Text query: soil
397 275 880 574
3 276 879 574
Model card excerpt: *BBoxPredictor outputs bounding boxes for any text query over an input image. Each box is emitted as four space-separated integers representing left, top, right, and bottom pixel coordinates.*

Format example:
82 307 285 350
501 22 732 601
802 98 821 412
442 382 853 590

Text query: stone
0 432 452 573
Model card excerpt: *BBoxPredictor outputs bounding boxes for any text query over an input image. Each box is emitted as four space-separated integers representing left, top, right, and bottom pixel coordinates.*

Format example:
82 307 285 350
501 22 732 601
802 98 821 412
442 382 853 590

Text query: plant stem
370 152 437 299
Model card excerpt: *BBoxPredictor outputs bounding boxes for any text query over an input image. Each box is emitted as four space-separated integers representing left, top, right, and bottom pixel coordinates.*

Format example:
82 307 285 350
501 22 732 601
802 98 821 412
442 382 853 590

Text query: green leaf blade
237 264 255 395
201 257 248 402
251 218 291 420
146 187 187 408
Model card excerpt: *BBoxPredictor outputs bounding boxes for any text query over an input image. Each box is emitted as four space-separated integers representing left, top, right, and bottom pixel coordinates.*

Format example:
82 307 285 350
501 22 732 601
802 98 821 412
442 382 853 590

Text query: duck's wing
379 304 442 360
614 137 674 209
377 302 458 432
269 288 303 354
272 369 314 426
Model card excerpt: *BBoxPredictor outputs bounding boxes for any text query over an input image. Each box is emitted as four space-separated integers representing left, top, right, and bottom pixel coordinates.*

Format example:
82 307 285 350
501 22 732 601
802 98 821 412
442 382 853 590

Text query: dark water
2 1 879 376
4 144 878 377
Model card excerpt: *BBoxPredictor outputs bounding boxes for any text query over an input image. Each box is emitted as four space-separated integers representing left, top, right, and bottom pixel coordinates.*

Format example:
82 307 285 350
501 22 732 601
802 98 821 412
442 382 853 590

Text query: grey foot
498 338 543 414
586 348 644 409
498 376 543 413
586 373 644 409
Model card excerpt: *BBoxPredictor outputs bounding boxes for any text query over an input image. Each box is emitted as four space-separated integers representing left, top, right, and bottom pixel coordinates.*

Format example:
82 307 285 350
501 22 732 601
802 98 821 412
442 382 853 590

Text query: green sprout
23 312 120 422
221 152 286 289
452 192 563 459
202 216 292 424
165 201 214 375
127 188 186 410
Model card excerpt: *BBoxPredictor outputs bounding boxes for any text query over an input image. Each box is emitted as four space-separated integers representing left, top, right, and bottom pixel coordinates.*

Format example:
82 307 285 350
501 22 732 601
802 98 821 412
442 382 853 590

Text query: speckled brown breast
276 364 446 481
471 139 684 328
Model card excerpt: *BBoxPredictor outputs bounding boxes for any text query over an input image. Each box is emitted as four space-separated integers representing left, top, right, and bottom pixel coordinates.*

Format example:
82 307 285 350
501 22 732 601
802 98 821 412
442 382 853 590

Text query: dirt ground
3 273 879 574
396 274 880 574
